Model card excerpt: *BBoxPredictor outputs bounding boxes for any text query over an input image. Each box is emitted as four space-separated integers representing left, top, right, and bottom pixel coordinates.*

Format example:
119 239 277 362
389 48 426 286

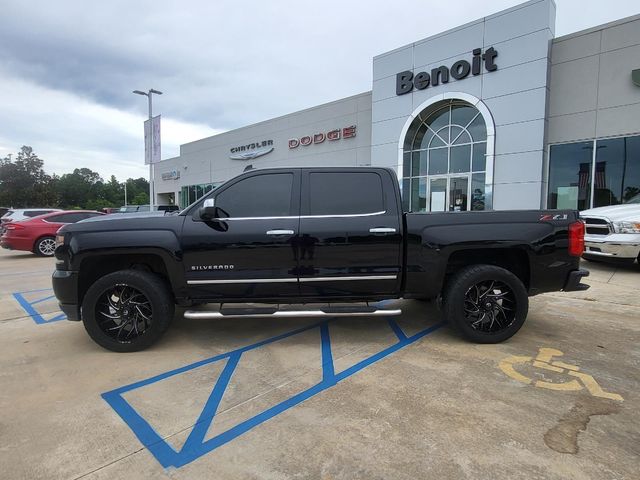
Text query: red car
1 210 104 256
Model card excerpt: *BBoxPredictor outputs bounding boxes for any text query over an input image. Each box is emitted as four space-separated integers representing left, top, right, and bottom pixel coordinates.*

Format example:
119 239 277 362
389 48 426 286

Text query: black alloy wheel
96 284 153 342
82 269 174 352
443 264 528 343
463 280 516 333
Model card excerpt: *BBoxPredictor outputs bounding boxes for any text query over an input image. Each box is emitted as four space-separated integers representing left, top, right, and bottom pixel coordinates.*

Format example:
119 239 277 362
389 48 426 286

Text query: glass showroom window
594 136 640 206
179 182 222 208
402 102 488 212
548 135 640 210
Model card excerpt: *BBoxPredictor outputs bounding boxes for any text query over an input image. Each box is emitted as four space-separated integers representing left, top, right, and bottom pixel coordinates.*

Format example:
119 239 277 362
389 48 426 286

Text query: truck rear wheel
443 265 528 343
81 269 174 352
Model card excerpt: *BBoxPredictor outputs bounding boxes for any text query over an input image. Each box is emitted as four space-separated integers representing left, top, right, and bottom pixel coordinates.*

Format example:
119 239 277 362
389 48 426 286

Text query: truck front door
181 170 300 300
297 169 402 298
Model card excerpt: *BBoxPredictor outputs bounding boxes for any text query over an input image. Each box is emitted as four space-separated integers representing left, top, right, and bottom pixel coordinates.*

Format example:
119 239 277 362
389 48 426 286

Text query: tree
132 192 150 205
0 146 150 210
57 168 104 209
125 178 150 205
104 175 124 206
0 146 56 207
623 186 639 202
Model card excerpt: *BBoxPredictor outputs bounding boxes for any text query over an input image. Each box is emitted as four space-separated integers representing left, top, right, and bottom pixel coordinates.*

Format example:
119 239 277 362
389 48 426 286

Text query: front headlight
612 221 640 234
55 234 65 248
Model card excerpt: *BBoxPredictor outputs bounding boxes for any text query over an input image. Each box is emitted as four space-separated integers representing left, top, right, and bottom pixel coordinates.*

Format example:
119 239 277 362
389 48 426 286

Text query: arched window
402 101 488 212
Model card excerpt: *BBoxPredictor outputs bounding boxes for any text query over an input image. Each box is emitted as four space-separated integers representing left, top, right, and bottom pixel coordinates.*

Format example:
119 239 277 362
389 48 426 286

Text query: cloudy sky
1 0 637 181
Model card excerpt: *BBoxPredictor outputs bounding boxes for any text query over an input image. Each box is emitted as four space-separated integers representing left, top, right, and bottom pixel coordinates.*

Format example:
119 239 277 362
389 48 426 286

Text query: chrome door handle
266 229 295 235
369 227 396 234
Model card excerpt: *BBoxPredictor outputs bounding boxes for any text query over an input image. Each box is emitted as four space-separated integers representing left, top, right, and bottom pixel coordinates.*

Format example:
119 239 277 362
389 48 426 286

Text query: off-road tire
443 264 528 343
81 269 174 352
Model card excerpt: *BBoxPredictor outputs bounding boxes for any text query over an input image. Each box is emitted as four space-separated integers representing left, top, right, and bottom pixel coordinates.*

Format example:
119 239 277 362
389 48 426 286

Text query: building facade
153 0 640 212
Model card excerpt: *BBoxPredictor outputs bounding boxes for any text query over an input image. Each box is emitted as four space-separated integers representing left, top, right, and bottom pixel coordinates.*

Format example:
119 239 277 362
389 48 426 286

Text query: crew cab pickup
52 167 589 352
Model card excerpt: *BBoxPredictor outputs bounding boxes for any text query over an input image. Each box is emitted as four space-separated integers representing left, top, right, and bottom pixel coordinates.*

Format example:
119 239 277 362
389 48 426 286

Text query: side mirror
199 198 217 219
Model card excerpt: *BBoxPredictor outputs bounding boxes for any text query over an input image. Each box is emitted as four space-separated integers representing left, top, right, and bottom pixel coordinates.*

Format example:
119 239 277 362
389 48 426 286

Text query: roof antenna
243 164 254 172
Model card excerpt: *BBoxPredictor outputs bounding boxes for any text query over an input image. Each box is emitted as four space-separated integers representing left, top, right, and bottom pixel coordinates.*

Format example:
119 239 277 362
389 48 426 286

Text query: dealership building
153 0 640 213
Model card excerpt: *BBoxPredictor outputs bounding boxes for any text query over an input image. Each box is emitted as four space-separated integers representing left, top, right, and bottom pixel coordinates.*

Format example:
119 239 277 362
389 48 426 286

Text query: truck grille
581 216 611 236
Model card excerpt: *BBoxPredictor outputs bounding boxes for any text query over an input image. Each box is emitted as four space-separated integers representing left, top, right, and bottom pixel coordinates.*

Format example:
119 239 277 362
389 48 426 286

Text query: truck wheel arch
76 250 184 306
444 247 530 290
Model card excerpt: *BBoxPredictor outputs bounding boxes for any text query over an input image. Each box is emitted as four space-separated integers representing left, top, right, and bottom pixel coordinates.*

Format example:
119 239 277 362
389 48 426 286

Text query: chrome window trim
301 211 387 219
187 274 397 285
218 211 387 221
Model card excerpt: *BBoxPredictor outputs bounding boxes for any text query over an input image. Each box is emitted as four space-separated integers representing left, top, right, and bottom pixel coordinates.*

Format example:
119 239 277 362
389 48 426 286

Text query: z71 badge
191 265 235 271
540 214 568 221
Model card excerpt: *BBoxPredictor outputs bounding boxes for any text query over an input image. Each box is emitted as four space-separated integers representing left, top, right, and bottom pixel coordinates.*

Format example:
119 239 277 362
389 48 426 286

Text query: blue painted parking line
102 317 444 469
12 288 66 324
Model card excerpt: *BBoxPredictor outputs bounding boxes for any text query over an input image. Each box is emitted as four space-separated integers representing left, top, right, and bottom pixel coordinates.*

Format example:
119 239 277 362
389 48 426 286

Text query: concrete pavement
0 249 638 479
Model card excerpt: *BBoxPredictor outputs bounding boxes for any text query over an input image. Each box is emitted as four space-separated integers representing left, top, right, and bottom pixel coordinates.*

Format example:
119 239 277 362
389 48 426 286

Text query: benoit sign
396 47 498 95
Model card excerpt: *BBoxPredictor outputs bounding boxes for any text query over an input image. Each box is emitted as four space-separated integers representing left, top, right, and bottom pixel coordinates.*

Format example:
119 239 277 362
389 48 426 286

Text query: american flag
594 162 607 189
578 163 590 189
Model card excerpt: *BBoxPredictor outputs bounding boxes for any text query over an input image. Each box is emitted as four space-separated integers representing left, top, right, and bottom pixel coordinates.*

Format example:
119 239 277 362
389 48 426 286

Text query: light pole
133 88 162 210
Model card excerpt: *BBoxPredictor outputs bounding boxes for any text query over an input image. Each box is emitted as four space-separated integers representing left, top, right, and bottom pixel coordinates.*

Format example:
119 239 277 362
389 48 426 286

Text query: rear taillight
5 223 25 231
568 221 585 257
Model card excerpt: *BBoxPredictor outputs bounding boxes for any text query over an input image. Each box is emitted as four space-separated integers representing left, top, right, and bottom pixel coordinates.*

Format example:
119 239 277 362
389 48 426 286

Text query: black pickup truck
52 167 589 352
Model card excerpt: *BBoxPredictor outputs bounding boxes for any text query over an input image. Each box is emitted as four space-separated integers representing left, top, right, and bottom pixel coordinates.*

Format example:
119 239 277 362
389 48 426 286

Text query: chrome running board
184 305 401 320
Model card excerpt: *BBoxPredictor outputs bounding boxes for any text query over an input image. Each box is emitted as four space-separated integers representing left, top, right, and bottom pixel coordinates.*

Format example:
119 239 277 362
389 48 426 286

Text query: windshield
624 193 640 204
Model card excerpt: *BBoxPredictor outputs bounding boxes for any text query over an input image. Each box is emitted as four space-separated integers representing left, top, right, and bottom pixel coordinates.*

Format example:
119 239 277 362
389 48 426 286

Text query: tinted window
47 213 92 223
215 173 293 217
64 213 89 223
548 135 640 210
594 136 640 206
309 172 384 215
548 142 593 210
47 214 72 223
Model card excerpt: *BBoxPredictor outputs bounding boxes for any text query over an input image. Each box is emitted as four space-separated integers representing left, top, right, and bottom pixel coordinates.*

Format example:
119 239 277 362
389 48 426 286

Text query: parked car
580 193 640 264
1 210 104 256
52 167 588 352
1 208 62 234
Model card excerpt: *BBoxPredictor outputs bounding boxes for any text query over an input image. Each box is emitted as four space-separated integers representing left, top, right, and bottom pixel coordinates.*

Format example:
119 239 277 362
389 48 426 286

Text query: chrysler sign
230 140 274 160
396 47 498 95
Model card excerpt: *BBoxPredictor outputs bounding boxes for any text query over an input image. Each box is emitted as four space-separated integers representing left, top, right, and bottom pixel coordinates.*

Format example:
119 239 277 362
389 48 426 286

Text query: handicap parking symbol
13 288 66 324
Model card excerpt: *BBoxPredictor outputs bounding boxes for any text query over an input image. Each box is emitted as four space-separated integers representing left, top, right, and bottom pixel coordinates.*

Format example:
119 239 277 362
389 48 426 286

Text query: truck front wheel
81 269 174 352
443 265 528 343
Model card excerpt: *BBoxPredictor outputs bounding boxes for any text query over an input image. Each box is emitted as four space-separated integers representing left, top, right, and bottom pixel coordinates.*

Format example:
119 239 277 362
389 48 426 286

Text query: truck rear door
297 169 402 297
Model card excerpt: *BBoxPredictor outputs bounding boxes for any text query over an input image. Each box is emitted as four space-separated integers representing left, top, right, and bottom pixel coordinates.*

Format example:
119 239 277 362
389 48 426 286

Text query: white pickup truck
581 194 640 264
